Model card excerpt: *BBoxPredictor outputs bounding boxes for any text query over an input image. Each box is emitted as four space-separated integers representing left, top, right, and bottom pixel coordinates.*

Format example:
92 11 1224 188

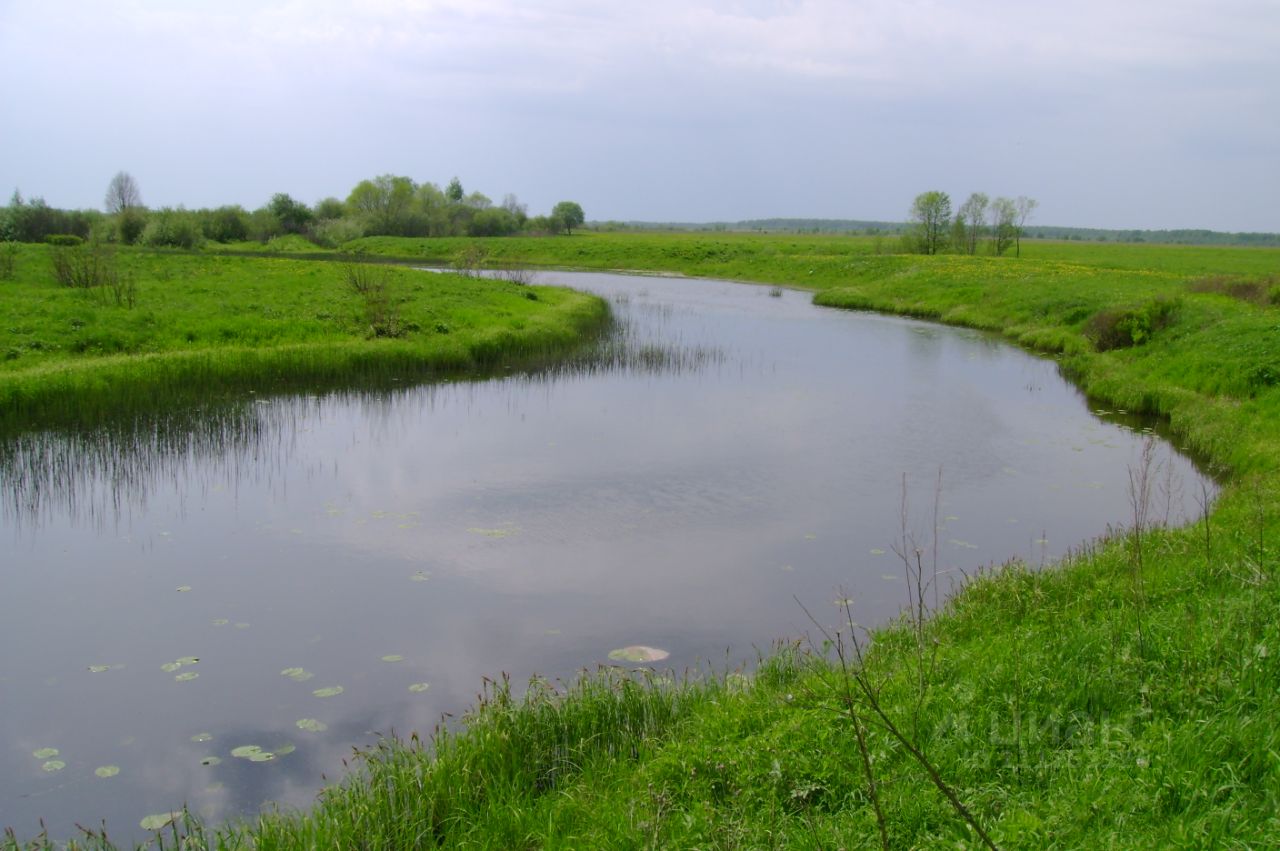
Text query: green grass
6 234 1280 849
0 245 608 431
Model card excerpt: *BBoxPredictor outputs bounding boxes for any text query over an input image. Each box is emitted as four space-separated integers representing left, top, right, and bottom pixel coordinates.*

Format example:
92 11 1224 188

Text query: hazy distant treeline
594 218 1278 247
0 173 585 248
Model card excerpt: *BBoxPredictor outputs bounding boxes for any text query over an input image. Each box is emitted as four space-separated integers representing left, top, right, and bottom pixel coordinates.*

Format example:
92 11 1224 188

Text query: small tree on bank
1014 196 1038 258
552 201 585 235
908 191 951 255
989 197 1018 255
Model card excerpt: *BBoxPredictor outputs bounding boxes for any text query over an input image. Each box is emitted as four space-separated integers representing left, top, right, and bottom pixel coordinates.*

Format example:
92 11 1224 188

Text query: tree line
0 172 586 249
905 190 1038 257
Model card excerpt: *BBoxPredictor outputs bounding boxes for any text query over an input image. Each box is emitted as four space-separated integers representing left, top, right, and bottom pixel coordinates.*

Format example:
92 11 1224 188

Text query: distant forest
595 218 1280 247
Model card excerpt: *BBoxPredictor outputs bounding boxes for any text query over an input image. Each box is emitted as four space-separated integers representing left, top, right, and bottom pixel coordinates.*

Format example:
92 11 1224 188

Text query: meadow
5 233 1280 848
0 245 608 432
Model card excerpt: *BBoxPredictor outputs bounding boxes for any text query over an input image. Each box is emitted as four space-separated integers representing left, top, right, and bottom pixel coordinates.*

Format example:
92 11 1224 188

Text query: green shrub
141 208 204 249
44 234 83 247
1083 297 1180 351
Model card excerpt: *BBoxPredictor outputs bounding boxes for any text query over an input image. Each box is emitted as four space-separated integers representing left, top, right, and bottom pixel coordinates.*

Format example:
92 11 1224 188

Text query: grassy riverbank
0 245 608 432
7 235 1280 848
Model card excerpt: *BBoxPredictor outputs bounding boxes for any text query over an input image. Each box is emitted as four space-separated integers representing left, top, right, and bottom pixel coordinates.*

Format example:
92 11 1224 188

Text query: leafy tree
552 201 585 235
314 197 347 220
347 175 416 235
445 177 464 203
908 191 951 255
268 192 313 235
989 197 1018 256
501 194 528 227
957 192 989 255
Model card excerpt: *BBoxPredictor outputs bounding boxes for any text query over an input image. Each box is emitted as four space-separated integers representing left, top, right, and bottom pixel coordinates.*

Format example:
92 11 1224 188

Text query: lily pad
281 667 314 682
176 656 199 666
273 744 296 757
869 548 886 555
230 745 263 759
211 618 229 626
32 747 59 759
94 765 120 778
42 760 66 772
408 682 431 693
140 812 182 831
607 646 670 663
312 685 344 698
200 756 222 767
190 732 213 743
467 525 519 539
174 672 199 682
380 654 404 663
161 662 182 673
247 751 276 762
176 585 192 593
409 571 430 582
234 622 250 629
296 718 327 733
88 665 111 673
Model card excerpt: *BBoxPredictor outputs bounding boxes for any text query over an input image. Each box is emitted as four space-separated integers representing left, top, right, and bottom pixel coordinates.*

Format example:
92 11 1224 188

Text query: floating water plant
176 585 192 592
281 667 314 682
410 571 430 582
607 646 670 663
42 760 66 772
94 765 120 778
296 718 327 732
408 682 431 693
466 525 519 538
174 671 199 682
140 812 181 831
87 665 110 673
273 744 296 757
200 756 221 766
231 745 264 759
380 654 404 663
211 618 229 626
162 656 199 674
312 685 344 698
32 748 58 759
190 732 213 743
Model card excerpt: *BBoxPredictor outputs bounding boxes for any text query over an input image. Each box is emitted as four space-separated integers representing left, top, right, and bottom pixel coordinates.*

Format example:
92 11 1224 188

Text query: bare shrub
495 267 538 286
0 241 17 280
451 243 488 277
342 261 404 338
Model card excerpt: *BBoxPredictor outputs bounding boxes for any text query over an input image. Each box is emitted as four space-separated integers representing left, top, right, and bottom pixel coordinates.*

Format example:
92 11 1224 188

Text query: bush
201 206 250 243
311 217 364 249
45 234 83 247
1083 297 1180 351
141 208 204 249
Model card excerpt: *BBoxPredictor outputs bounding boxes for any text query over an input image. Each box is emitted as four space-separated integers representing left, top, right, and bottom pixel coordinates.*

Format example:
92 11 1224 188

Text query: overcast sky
2 0 1277 231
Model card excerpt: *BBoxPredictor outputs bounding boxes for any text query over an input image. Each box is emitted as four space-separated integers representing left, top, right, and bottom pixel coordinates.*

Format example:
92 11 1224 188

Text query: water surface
0 271 1210 841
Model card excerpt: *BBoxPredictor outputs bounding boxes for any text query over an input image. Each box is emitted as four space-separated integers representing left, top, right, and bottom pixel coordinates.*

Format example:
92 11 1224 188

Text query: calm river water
0 271 1210 841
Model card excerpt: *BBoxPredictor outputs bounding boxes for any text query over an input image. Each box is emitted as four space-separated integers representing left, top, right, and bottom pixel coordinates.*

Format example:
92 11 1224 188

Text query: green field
0 245 608 431
5 234 1280 849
